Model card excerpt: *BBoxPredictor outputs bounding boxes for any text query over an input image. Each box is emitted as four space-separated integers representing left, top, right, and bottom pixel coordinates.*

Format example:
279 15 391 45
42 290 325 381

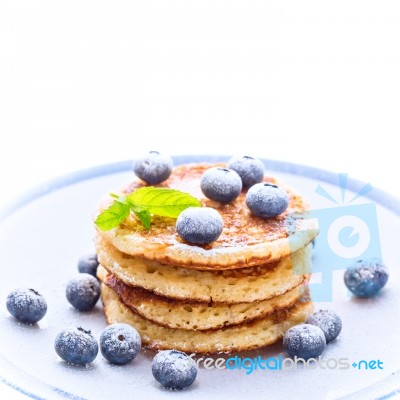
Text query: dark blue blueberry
6 288 47 324
306 310 342 343
246 183 289 218
100 323 141 365
283 324 326 360
133 151 173 184
344 258 388 297
227 155 264 188
200 167 242 203
176 207 223 245
66 273 100 311
78 254 99 277
55 327 98 365
152 350 197 390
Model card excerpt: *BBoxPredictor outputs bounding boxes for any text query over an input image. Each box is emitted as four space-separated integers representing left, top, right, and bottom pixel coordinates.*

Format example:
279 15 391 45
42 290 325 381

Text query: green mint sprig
95 187 201 231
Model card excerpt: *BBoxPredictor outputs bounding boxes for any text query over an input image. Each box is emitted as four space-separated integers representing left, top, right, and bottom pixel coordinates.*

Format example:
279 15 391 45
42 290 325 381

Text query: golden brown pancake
96 236 312 303
96 163 318 270
101 284 314 353
98 266 308 330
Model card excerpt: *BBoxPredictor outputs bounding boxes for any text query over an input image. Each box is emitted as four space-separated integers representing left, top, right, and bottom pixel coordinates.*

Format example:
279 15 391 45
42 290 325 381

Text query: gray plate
1 155 399 400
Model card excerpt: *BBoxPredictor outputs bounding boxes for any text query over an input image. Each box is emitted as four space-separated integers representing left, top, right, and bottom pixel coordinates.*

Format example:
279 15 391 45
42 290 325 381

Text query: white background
0 0 399 398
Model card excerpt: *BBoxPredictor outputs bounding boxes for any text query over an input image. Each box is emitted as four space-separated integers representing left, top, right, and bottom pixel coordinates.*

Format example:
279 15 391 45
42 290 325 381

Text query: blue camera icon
288 202 382 302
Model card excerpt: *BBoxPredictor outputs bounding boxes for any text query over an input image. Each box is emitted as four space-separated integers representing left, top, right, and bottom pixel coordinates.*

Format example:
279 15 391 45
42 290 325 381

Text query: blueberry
55 327 98 365
133 151 173 184
227 155 264 188
100 323 141 365
78 254 99 277
306 310 342 343
6 288 47 324
283 324 326 360
200 167 242 203
152 350 197 390
246 183 289 218
344 258 388 297
176 207 223 245
66 273 100 311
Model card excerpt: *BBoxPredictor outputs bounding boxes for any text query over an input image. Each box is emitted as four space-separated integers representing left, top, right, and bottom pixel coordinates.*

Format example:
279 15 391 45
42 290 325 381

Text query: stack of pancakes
95 163 318 354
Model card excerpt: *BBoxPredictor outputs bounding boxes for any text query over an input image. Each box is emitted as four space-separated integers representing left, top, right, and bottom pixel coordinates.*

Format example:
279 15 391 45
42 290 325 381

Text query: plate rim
1 155 400 221
1 154 399 400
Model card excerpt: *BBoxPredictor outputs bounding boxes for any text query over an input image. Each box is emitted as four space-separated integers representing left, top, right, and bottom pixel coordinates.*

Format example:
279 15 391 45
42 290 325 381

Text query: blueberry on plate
200 167 242 203
344 258 388 297
227 155 264 188
55 327 98 365
66 273 101 311
78 253 99 277
307 310 342 343
6 288 47 324
176 207 223 245
283 324 326 360
133 151 173 184
246 183 289 218
100 323 141 365
152 349 197 390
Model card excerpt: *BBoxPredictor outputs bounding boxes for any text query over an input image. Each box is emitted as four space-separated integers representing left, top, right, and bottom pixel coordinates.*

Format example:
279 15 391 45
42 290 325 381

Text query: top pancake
96 163 318 270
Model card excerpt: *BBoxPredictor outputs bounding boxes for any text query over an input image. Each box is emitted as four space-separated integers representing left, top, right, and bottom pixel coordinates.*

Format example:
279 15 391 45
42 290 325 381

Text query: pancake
96 236 312 303
101 284 314 353
96 163 318 270
98 266 307 330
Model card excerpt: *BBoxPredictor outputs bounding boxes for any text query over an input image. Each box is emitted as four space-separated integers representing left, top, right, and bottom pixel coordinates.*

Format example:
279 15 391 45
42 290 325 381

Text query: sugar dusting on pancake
96 163 318 269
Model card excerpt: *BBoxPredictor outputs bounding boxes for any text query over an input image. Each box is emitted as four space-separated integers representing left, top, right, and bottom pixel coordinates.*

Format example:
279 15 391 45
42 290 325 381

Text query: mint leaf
127 187 202 218
132 207 152 230
94 197 130 231
95 187 201 231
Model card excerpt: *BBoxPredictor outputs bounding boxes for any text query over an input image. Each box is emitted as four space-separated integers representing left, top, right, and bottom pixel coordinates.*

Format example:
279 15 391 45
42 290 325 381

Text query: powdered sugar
283 324 326 360
6 288 47 324
307 310 342 343
152 349 197 390
100 323 141 364
176 207 223 244
200 167 242 203
54 327 98 365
